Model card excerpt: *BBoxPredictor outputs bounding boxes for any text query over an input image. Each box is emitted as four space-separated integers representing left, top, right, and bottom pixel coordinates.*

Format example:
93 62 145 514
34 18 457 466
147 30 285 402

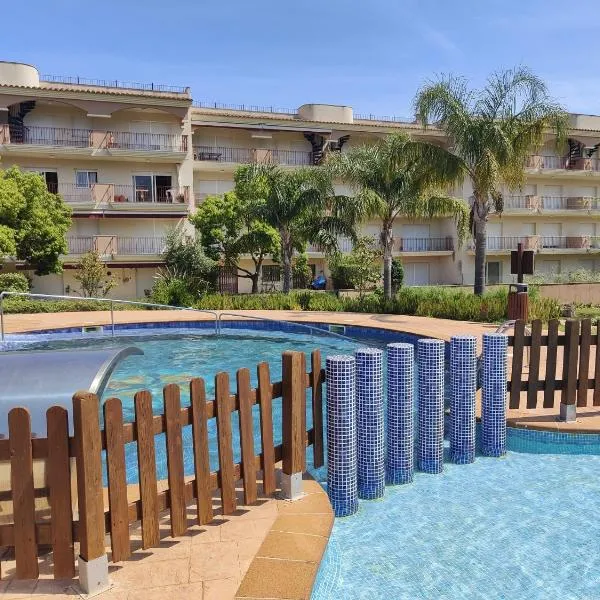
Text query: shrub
1 297 146 314
391 259 404 293
0 272 30 293
151 277 195 307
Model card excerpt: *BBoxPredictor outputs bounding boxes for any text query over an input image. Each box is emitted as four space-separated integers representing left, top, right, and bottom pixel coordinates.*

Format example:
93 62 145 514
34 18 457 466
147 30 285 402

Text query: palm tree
414 67 568 295
328 133 469 300
235 163 359 293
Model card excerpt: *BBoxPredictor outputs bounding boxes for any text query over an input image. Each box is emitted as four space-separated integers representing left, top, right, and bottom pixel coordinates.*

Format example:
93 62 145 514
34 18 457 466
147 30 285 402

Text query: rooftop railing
40 74 189 94
193 101 297 115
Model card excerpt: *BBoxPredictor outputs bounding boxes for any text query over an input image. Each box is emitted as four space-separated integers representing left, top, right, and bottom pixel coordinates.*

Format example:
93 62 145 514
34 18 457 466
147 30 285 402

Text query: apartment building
1 60 600 298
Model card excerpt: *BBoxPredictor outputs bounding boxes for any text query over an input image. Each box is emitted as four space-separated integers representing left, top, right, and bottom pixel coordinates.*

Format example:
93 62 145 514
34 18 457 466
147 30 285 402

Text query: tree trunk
250 274 259 294
473 199 488 296
381 223 394 300
280 229 293 294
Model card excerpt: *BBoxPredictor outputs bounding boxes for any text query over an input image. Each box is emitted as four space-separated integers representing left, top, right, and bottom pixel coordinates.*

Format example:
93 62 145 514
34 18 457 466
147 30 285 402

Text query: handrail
0 292 220 341
217 311 359 344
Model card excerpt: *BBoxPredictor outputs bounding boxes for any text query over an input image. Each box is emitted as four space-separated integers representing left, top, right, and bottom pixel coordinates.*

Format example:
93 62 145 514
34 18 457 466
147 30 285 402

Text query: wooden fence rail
0 349 324 585
508 318 600 417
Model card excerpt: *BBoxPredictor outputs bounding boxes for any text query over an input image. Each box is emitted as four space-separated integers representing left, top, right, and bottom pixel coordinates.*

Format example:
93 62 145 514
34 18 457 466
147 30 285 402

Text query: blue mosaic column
355 348 385 499
481 333 508 457
326 354 358 517
386 343 414 484
450 335 477 464
417 338 445 474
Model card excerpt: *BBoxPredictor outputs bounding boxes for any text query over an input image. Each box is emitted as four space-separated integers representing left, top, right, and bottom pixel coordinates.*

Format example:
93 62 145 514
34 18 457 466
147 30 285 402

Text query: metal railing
47 183 93 203
193 145 252 163
270 148 313 166
216 312 359 344
527 155 600 171
41 74 189 94
398 237 454 252
0 292 220 341
11 125 92 147
486 236 526 250
109 131 187 152
354 113 413 123
193 101 297 115
0 293 362 345
66 236 167 255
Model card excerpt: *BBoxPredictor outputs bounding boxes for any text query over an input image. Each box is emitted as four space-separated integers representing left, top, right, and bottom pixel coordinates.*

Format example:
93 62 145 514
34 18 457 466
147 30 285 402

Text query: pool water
311 439 600 600
16 327 364 481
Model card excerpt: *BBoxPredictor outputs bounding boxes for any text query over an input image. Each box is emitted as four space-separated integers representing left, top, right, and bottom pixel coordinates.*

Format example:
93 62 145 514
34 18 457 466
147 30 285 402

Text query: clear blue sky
1 0 598 116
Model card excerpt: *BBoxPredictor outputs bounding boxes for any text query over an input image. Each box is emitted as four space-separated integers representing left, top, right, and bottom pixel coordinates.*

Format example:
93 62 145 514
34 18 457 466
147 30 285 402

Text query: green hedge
2 286 562 323
195 287 561 323
0 298 147 314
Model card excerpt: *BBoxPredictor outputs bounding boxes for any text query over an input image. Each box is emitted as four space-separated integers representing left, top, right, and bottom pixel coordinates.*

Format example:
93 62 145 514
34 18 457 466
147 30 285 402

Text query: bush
1 297 147 314
0 272 30 293
391 259 404 293
151 277 195 307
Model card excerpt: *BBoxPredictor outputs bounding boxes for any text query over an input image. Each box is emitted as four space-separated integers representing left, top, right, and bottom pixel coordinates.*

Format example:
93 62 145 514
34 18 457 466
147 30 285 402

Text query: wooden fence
0 349 324 582
508 318 600 413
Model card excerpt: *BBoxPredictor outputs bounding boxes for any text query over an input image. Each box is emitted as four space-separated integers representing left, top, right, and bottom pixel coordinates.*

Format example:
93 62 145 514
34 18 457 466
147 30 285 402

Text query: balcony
306 237 454 255
1 125 187 161
483 236 600 253
504 195 600 212
526 155 600 172
49 183 189 215
66 236 167 258
396 237 454 252
193 145 313 167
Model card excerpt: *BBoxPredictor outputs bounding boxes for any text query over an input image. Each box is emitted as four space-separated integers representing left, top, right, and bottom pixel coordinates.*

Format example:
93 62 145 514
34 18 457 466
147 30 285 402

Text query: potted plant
175 193 186 203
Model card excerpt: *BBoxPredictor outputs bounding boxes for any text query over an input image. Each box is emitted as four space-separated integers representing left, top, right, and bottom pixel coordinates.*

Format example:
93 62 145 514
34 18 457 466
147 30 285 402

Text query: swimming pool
5 320 600 599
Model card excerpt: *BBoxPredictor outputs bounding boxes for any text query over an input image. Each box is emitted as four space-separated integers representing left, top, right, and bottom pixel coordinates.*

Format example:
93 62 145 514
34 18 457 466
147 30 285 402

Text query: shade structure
0 346 143 435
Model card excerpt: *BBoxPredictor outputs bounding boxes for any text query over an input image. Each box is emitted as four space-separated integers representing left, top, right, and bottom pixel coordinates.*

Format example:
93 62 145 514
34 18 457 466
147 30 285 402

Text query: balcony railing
307 237 454 254
113 185 188 204
505 195 600 211
109 132 187 152
527 155 600 171
11 126 92 147
193 145 313 166
41 74 188 94
397 237 454 252
47 183 93 203
485 236 600 251
66 236 167 256
4 125 186 152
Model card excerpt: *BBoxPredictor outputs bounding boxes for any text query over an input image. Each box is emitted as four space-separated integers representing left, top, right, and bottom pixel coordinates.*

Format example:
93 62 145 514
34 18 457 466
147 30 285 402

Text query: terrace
193 145 313 166
504 195 600 212
66 235 167 258
482 235 600 253
0 125 187 158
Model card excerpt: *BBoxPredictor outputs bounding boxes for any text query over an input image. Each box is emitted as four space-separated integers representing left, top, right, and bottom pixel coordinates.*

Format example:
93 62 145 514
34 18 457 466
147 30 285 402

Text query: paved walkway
3 309 496 347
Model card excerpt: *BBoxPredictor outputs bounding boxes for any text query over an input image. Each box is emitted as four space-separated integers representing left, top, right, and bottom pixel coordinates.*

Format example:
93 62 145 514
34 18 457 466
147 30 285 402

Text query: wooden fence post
560 319 579 422
73 392 109 595
281 351 306 500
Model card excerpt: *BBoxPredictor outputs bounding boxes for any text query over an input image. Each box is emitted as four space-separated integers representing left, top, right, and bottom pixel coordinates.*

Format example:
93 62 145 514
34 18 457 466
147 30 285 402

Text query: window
486 261 501 285
132 174 173 203
262 265 281 282
76 171 98 188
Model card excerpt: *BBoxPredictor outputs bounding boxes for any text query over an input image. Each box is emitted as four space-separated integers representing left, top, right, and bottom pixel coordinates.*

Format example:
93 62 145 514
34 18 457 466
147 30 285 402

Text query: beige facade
2 60 600 298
